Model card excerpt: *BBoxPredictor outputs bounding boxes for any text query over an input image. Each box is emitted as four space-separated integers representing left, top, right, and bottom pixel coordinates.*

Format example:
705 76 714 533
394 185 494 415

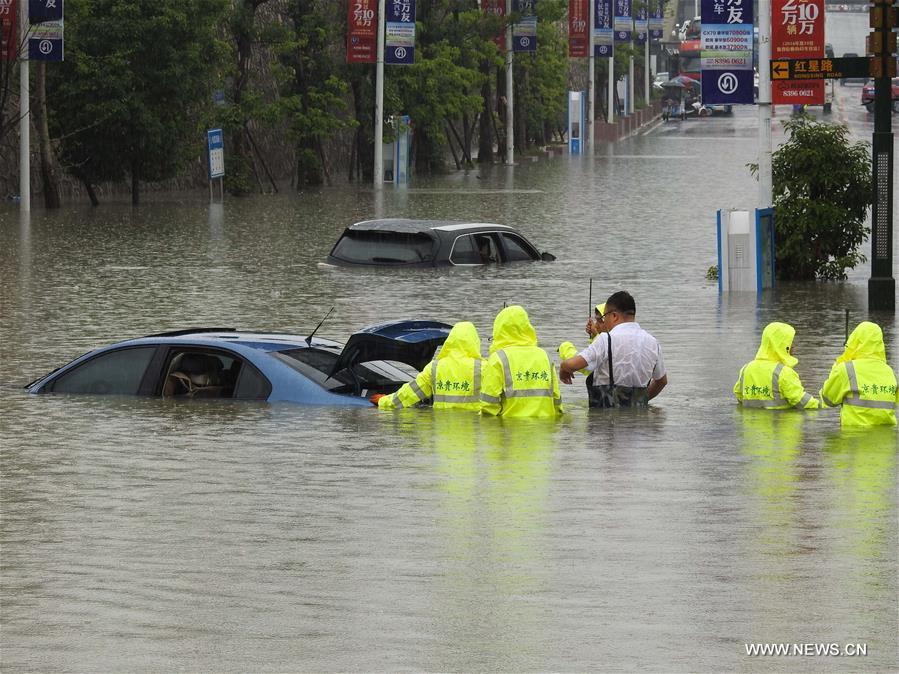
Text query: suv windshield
331 229 435 264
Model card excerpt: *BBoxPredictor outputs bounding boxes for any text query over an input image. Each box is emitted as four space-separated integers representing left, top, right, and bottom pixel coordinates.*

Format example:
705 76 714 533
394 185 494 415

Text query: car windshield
331 229 434 264
273 348 417 394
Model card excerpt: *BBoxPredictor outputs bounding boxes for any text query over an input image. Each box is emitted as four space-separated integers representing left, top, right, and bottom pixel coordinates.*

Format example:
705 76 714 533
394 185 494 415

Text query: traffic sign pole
758 0 772 210
19 0 29 212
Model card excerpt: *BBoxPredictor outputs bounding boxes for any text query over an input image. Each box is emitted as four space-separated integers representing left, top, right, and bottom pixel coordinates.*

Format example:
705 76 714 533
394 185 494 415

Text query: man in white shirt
559 291 667 407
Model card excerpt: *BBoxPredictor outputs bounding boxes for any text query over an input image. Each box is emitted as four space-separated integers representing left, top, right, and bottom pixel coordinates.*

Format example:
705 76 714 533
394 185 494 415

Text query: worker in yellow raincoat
376 321 484 411
480 305 563 418
820 321 897 426
734 322 819 409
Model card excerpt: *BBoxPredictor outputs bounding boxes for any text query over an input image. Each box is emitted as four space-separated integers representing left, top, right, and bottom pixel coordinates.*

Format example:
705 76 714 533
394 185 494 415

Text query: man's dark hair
605 290 636 315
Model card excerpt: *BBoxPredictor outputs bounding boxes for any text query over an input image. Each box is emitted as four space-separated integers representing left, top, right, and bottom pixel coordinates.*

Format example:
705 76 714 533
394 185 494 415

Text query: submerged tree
750 116 872 281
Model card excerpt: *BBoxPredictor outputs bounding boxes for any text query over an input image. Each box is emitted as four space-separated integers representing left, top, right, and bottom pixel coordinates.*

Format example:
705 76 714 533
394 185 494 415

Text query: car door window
472 234 500 263
51 347 156 395
162 349 270 400
450 235 483 264
500 233 539 262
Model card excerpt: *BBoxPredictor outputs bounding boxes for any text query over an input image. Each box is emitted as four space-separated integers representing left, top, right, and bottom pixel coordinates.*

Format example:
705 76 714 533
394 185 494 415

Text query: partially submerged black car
325 219 555 267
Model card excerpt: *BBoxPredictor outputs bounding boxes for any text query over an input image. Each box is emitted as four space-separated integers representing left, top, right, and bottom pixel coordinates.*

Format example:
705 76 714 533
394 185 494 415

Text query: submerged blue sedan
25 320 453 407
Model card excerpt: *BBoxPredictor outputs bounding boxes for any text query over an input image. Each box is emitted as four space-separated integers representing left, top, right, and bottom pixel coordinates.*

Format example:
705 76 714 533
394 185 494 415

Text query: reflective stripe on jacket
734 361 818 409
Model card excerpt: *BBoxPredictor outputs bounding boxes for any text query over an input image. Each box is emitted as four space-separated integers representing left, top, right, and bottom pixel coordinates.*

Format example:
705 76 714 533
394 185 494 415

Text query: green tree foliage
751 116 872 281
48 0 227 204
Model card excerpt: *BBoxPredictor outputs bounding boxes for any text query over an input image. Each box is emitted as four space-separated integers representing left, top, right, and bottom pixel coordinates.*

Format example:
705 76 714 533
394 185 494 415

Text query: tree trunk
445 124 461 170
478 72 493 163
78 172 99 206
35 63 60 209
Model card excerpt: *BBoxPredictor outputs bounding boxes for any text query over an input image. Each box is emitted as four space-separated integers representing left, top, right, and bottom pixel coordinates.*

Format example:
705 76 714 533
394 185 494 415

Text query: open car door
328 320 453 378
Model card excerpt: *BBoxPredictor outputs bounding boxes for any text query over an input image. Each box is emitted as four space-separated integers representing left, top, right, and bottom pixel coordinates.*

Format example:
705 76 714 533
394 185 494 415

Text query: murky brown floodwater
1 14 897 671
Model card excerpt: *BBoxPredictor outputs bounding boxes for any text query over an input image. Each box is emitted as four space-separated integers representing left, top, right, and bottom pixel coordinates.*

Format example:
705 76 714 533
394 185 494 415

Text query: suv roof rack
145 327 237 338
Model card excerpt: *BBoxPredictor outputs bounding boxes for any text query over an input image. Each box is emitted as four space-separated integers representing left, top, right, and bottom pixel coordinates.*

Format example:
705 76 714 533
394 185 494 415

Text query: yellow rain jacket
379 321 484 411
734 322 819 410
820 322 897 426
481 306 563 418
558 303 607 371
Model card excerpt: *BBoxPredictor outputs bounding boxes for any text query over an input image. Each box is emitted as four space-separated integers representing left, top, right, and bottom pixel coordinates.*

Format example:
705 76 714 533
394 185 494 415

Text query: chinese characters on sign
700 0 754 104
482 0 505 51
513 0 537 52
613 0 631 42
569 0 588 58
594 0 613 57
28 0 63 61
346 0 377 64
207 129 225 180
385 0 416 65
0 0 16 62
772 0 824 104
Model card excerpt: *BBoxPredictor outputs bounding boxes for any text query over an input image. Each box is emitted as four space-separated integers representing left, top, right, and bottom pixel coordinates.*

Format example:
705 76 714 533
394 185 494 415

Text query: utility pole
867 0 896 311
373 0 386 187
19 1 30 212
588 0 595 152
757 0 772 209
505 0 514 165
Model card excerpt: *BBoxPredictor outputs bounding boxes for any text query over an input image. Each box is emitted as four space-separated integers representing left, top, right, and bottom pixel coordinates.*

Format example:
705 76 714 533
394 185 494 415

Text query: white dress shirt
578 322 666 387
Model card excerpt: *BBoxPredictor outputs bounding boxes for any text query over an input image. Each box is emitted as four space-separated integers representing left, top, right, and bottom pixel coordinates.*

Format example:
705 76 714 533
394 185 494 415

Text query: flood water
1 17 897 672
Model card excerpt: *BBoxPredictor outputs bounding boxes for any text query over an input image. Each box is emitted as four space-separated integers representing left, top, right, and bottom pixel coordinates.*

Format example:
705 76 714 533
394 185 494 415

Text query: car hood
329 320 453 376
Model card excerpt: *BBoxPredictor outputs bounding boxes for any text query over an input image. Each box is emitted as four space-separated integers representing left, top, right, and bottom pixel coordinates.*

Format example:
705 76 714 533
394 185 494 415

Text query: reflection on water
1 48 897 670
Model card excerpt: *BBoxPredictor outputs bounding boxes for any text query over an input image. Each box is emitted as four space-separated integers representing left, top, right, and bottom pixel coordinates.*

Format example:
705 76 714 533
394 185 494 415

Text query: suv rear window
331 229 435 264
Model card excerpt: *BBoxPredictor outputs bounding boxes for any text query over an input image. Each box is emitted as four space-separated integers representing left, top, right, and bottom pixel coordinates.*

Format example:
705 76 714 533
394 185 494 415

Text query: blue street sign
207 128 225 180
29 0 62 24
700 0 754 104
513 0 537 52
614 0 631 42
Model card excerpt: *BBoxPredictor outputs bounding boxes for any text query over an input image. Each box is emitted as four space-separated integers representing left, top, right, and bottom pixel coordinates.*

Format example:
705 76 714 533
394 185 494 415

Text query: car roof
117 329 342 352
348 218 515 234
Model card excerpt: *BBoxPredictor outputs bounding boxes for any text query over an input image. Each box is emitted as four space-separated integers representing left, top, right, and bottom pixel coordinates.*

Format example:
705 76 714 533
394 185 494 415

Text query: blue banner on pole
649 1 664 41
385 0 416 65
614 0 631 42
513 0 537 52
207 129 225 180
700 0 754 104
594 0 613 57
634 6 647 45
28 0 63 61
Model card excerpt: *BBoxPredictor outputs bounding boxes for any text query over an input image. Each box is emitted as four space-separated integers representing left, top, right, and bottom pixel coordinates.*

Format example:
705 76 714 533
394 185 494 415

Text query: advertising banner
27 0 62 61
0 0 16 62
513 0 537 52
569 0 588 58
385 0 416 65
483 0 505 51
594 0 613 57
772 0 824 104
634 6 647 45
700 0 754 104
613 0 630 42
346 0 377 64
649 0 664 41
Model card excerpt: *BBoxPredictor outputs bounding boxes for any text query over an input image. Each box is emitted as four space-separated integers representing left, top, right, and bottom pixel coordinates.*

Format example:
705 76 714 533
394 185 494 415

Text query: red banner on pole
347 0 377 64
0 0 17 62
771 0 825 104
569 0 588 57
483 0 506 51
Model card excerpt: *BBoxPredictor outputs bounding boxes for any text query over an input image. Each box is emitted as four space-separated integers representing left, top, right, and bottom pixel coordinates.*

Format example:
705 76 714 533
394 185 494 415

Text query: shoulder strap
607 332 614 388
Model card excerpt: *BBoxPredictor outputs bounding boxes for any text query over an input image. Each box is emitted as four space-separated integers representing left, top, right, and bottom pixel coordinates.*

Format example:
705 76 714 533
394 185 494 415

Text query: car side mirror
541 252 556 262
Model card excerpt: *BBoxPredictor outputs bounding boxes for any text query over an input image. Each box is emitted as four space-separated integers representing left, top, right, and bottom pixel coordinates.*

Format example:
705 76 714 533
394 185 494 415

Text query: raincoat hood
491 305 538 353
596 303 606 316
755 322 798 367
437 321 482 361
837 321 887 364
